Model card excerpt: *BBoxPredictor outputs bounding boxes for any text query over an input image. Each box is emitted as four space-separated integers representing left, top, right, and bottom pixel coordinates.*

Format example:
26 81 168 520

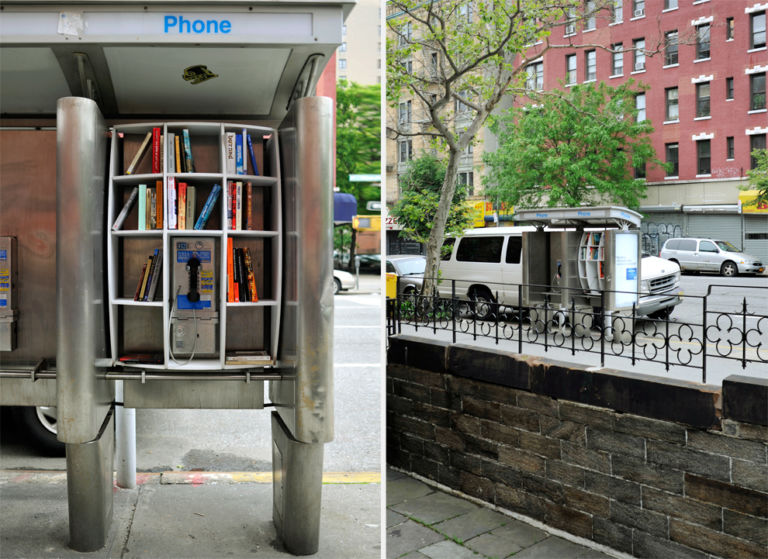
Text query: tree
746 148 768 208
390 154 471 257
483 80 660 209
388 0 607 295
336 81 381 270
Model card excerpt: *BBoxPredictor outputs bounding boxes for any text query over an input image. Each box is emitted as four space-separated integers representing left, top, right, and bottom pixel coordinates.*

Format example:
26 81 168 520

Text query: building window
751 73 766 110
633 39 645 71
696 24 711 59
585 50 596 81
398 139 413 163
612 44 623 75
403 58 413 74
632 0 645 18
634 161 646 179
665 87 679 120
611 0 623 23
566 54 577 84
665 31 678 65
664 0 677 8
398 22 412 46
458 1 473 22
398 100 412 124
726 17 734 40
696 82 710 117
751 12 766 49
565 8 576 35
457 171 474 196
726 77 734 100
585 0 596 30
726 136 735 160
635 93 646 121
456 91 472 114
431 52 438 72
665 143 679 176
752 134 767 169
339 42 347 52
338 59 347 70
697 139 711 175
526 61 544 90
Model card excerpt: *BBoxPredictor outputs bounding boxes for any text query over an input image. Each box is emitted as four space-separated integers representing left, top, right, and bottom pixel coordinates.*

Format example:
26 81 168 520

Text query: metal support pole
115 381 136 489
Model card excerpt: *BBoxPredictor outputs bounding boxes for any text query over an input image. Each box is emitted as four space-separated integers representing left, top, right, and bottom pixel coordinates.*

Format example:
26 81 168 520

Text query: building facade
337 0 382 84
386 0 768 262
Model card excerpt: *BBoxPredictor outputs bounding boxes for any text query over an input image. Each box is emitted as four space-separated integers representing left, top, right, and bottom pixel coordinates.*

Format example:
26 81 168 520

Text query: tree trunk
421 148 460 297
348 225 357 273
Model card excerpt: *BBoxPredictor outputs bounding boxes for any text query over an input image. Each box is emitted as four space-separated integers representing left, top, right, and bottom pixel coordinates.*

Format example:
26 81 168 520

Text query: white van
437 227 681 319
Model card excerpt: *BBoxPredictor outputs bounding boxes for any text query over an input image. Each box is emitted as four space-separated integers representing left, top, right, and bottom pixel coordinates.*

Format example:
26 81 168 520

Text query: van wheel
333 278 341 295
15 406 65 456
648 307 674 320
720 261 738 277
470 288 494 320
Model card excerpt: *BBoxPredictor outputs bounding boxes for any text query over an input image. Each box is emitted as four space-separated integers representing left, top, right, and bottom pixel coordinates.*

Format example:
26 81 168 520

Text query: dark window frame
456 236 504 263
665 30 678 65
751 11 766 49
697 139 711 175
696 24 711 59
750 73 766 111
695 82 711 117
665 143 679 177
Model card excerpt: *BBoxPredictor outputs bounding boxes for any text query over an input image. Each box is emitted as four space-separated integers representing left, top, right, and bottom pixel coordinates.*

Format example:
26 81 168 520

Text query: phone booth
0 1 351 554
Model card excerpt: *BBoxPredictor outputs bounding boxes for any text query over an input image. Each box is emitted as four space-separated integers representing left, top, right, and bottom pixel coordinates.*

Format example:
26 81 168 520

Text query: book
113 186 139 230
151 127 161 173
227 237 235 303
146 249 163 301
126 131 152 175
194 183 221 230
244 247 259 302
167 177 177 230
182 129 195 172
155 180 163 229
225 132 236 175
133 261 147 301
138 184 147 231
142 249 160 301
246 132 260 176
245 182 253 230
167 133 175 171
233 246 242 302
149 189 156 229
225 351 273 365
235 133 244 175
175 135 182 173
138 254 153 300
235 181 242 230
186 186 196 229
178 182 187 230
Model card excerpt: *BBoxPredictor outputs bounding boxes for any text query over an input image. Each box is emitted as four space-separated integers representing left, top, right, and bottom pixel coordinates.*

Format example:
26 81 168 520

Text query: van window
665 239 680 250
386 261 396 273
678 239 697 251
456 236 503 263
699 240 718 253
715 240 741 252
441 238 455 260
505 236 522 264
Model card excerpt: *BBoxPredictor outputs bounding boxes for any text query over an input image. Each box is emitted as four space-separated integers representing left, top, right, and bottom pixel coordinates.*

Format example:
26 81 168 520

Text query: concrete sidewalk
387 469 617 559
0 470 380 558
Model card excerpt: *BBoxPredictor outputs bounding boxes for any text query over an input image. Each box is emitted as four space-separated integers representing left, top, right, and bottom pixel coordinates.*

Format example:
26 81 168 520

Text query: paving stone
432 507 509 543
484 518 548 550
390 490 479 525
389 469 408 482
388 509 409 528
387 520 444 559
387 476 435 507
464 531 523 558
420 539 483 559
400 552 432 559
511 536 612 559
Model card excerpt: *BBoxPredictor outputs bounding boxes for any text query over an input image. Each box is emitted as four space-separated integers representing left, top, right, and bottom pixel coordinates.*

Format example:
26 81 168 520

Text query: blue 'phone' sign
164 15 232 34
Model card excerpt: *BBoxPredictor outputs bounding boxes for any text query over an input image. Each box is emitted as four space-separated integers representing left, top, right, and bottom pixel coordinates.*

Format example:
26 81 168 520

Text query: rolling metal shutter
744 215 768 264
686 215 742 247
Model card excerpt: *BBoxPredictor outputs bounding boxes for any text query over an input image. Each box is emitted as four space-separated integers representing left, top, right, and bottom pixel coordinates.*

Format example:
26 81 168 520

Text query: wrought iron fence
386 277 768 384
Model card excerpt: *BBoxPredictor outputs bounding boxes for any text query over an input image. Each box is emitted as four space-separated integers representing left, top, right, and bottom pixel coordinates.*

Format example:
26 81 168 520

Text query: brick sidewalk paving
387 469 618 559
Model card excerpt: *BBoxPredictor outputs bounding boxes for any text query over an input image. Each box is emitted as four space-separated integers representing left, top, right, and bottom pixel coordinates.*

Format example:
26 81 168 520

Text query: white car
333 269 355 294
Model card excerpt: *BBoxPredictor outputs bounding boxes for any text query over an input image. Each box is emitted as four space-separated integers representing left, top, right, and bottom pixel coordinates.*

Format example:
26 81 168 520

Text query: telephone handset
186 257 201 303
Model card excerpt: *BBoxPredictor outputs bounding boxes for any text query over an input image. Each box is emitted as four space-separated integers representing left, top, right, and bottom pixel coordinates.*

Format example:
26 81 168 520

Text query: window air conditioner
634 61 645 71
634 8 645 17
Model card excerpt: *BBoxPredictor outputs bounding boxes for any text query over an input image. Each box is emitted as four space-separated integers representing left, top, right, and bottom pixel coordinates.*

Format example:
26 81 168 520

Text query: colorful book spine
175 135 182 173
167 133 175 172
126 131 152 175
167 177 177 230
142 249 160 301
246 182 253 230
194 183 221 230
151 127 161 173
235 133 244 175
146 249 163 301
138 254 153 300
134 261 148 301
138 184 147 231
244 247 258 302
178 182 187 230
233 246 241 302
225 132 236 175
149 189 156 229
113 186 139 230
227 182 234 229
186 186 196 229
235 181 242 230
227 237 235 303
182 129 195 172
246 132 259 176
156 180 163 229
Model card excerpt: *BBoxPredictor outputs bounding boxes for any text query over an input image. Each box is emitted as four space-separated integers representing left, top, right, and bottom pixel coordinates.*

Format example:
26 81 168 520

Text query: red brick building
529 0 768 260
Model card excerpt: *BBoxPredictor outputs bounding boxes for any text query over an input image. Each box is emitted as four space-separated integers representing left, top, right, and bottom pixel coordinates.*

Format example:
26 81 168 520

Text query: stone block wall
387 335 768 559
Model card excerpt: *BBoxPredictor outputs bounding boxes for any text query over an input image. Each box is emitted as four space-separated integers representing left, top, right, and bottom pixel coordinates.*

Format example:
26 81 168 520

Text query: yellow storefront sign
739 190 768 214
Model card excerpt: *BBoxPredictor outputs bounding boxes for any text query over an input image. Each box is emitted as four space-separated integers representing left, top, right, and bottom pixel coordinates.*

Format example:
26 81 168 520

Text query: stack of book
227 238 259 303
227 180 255 230
166 128 196 173
112 182 164 231
125 127 164 175
133 249 162 301
225 129 260 176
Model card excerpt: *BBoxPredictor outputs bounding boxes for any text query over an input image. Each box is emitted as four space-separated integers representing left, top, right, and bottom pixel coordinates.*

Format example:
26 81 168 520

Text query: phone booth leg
271 412 324 555
65 409 115 552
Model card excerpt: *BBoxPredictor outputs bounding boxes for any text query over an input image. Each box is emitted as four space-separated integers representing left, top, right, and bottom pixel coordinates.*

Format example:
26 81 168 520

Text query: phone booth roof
514 206 642 230
0 0 354 122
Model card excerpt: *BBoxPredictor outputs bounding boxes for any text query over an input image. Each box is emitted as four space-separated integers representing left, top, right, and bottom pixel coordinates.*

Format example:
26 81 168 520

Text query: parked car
333 269 355 294
356 254 382 273
386 255 426 294
660 238 764 276
3 405 64 456
437 227 681 320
